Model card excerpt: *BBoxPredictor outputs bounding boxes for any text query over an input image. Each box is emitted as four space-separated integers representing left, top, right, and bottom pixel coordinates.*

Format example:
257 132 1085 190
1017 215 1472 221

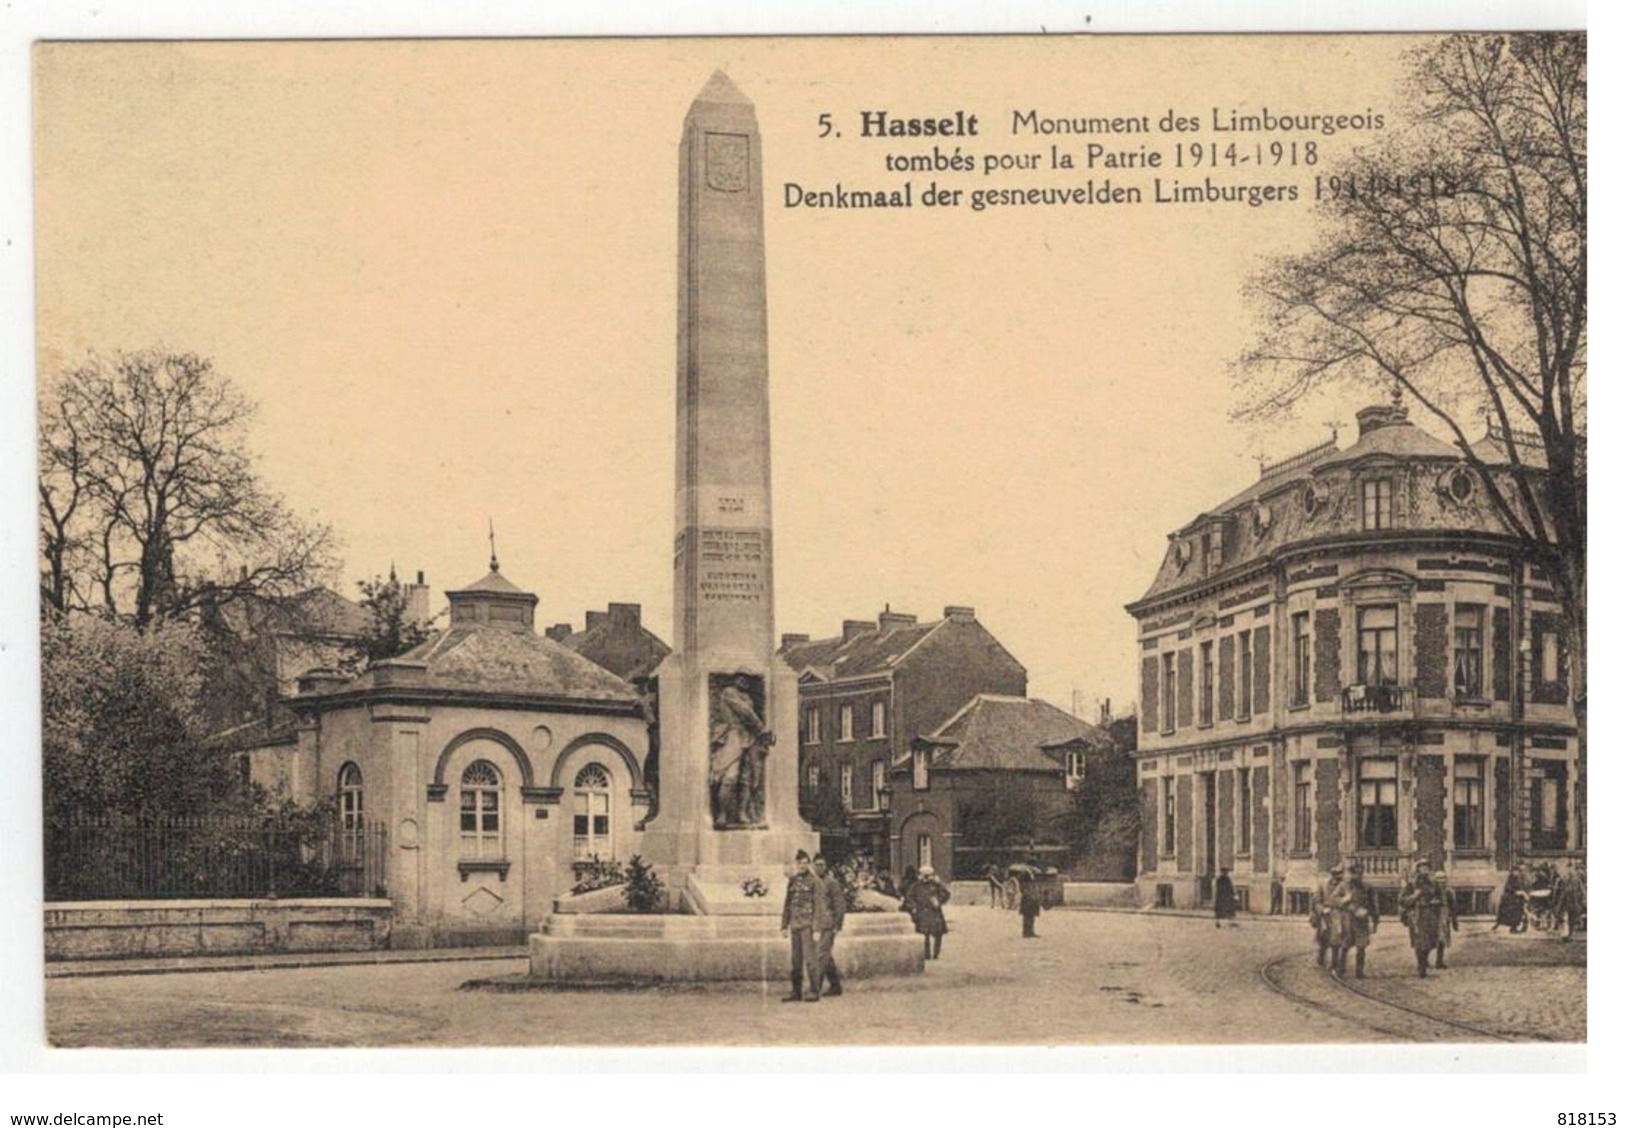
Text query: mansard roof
1134 404 1542 610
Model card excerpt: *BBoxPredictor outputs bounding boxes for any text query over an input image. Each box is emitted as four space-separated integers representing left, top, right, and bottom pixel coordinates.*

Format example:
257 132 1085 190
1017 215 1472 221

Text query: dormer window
912 747 930 790
1361 478 1394 530
1206 525 1224 573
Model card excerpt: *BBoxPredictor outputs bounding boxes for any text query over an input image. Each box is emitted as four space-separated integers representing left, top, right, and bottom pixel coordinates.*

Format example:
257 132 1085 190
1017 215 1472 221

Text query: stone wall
44 899 393 961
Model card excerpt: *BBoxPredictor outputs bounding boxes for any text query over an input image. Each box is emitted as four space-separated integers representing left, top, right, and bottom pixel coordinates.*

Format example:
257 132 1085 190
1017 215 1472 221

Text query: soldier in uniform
811 854 846 997
1399 860 1448 978
1334 859 1380 979
1311 863 1346 968
780 850 821 1002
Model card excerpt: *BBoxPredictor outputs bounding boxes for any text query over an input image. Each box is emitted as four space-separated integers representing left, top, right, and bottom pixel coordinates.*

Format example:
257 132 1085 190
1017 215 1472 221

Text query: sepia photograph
9 11 1594 1094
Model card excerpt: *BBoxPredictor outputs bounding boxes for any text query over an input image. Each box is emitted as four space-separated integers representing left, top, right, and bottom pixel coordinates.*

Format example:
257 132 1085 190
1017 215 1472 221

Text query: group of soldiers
1310 858 1459 979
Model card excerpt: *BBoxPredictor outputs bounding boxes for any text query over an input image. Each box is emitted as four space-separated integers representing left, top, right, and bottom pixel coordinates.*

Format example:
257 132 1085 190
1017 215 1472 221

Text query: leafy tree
38 349 337 626
42 614 233 821
342 571 435 672
1235 33 1586 827
802 774 850 836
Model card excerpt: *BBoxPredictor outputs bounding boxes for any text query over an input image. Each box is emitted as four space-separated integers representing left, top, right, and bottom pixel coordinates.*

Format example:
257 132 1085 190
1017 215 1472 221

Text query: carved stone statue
708 673 772 828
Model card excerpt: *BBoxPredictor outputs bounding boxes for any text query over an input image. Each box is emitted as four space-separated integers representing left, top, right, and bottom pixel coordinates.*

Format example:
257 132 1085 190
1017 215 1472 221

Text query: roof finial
488 518 499 573
1391 380 1405 409
388 561 398 584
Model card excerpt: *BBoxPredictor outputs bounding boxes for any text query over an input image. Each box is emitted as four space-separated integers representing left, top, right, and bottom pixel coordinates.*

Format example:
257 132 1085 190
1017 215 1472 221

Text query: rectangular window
806 762 820 791
1238 630 1253 720
1160 652 1177 733
1238 768 1253 854
804 707 821 745
1292 762 1312 852
1291 613 1311 706
839 762 853 807
871 759 886 807
1357 604 1399 686
1066 749 1086 786
1453 758 1485 849
838 704 854 742
1361 478 1393 530
1162 777 1176 855
1357 758 1399 849
1207 525 1224 574
1454 604 1484 698
1199 642 1214 727
572 791 610 861
1527 760 1568 850
871 700 887 738
912 747 930 791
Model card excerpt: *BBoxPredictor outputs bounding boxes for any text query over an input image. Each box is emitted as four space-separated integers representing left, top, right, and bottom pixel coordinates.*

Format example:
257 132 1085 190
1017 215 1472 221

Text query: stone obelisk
640 72 816 885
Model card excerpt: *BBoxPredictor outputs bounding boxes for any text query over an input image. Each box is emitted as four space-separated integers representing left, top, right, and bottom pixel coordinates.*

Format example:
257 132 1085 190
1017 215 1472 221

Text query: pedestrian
987 864 1006 910
899 865 918 904
811 854 845 997
1551 861 1585 941
1019 875 1042 938
1492 865 1528 933
1311 863 1345 968
1431 871 1458 968
1399 860 1447 978
1269 872 1284 916
1214 867 1239 929
1335 859 1379 979
779 849 821 1002
903 865 950 960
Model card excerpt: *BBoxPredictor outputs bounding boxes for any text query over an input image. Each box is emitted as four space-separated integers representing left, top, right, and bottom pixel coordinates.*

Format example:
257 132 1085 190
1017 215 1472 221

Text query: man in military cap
1335 858 1380 979
1311 863 1345 969
780 850 821 1002
1400 859 1448 978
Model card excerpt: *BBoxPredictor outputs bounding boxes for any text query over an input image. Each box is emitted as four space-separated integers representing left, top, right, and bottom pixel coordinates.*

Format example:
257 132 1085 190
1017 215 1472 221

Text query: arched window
460 760 502 858
573 762 612 861
338 763 364 856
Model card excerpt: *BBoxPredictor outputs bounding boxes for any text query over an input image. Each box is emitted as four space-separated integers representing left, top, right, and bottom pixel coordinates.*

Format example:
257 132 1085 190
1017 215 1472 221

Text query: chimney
781 632 810 648
842 619 876 642
545 623 574 642
1355 402 1410 435
585 610 608 631
1099 698 1112 726
609 602 641 628
877 607 917 631
403 570 431 627
943 606 977 623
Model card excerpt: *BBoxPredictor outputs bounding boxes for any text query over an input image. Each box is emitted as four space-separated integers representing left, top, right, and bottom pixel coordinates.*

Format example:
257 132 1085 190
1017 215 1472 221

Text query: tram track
1257 947 1540 1043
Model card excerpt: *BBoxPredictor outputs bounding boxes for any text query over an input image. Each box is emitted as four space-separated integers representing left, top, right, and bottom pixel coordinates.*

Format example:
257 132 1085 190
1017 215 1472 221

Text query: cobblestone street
45 907 1584 1048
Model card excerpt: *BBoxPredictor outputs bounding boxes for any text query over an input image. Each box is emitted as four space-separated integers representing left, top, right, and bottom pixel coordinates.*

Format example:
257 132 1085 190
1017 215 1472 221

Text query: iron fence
44 813 388 901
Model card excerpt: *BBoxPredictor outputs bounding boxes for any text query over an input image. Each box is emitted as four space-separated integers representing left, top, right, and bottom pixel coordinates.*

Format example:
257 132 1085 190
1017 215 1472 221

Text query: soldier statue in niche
709 673 772 828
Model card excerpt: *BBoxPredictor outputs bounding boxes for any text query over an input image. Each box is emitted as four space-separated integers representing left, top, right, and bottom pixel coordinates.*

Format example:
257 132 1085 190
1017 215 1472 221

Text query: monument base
528 909 923 984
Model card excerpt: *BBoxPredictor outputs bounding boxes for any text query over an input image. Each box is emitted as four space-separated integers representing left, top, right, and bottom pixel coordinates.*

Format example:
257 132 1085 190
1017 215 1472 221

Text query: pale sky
34 35 1428 712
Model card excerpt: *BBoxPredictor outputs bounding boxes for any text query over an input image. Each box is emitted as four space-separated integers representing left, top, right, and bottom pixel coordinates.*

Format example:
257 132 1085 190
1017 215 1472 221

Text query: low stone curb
45 945 530 979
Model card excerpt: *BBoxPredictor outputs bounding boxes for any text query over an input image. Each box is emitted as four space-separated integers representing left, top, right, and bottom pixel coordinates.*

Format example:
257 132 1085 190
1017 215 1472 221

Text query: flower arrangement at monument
740 876 769 898
570 856 626 895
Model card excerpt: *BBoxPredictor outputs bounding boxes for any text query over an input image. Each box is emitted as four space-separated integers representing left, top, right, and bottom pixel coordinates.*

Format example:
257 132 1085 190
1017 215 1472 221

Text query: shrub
622 854 666 913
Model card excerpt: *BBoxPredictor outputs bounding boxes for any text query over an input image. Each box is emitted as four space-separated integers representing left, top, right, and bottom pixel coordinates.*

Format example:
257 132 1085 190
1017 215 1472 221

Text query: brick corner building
1126 402 1581 916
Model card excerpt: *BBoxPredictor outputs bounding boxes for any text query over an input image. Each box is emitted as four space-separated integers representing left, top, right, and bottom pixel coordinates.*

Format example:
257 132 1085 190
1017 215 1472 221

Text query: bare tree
1235 33 1585 824
38 349 338 626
